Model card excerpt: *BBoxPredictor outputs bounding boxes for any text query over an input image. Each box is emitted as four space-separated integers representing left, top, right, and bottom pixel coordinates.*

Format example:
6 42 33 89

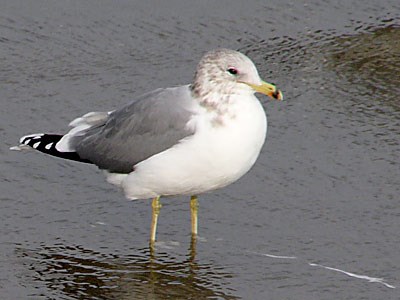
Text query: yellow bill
244 80 283 100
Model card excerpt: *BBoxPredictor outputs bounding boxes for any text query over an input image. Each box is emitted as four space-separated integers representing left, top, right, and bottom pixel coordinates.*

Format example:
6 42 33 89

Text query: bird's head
191 49 283 102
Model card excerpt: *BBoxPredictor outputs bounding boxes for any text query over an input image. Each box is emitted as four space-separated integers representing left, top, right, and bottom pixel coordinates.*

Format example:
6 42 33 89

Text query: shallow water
1 0 400 299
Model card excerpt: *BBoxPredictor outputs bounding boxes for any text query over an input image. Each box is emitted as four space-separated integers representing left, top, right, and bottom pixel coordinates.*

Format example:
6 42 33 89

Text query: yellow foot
150 196 162 244
190 195 198 238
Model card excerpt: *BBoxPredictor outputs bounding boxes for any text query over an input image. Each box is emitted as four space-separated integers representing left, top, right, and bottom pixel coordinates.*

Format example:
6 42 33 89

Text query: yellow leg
190 195 199 238
150 196 161 244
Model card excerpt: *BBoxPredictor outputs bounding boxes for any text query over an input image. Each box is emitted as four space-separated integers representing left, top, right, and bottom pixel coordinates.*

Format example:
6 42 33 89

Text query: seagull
11 48 283 244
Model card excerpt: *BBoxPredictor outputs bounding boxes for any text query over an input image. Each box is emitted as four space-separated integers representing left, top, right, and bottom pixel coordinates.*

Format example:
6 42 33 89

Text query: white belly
122 96 267 200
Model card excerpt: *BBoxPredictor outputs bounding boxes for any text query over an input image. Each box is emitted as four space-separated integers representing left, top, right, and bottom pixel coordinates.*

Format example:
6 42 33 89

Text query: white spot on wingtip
32 142 40 149
45 142 53 150
19 133 44 144
23 139 30 145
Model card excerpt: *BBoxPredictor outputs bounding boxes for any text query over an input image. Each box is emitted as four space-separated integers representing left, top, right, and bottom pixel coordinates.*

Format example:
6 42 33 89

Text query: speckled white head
191 48 282 108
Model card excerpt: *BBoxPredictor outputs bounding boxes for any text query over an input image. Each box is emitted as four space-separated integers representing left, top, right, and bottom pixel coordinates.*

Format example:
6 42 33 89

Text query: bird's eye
227 67 238 75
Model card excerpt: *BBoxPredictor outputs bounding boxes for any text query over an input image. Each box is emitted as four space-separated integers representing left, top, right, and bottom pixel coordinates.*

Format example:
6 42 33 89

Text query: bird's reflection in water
16 241 238 300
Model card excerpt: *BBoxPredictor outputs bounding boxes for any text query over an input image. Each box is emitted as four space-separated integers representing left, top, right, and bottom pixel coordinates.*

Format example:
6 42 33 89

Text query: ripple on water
326 24 400 110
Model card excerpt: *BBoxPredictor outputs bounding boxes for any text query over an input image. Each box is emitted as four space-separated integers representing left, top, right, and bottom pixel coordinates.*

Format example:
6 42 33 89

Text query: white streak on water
246 249 395 289
247 250 297 260
309 263 396 289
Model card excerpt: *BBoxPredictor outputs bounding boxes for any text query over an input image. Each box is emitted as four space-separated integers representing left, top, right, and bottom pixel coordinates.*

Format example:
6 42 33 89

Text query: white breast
122 94 267 200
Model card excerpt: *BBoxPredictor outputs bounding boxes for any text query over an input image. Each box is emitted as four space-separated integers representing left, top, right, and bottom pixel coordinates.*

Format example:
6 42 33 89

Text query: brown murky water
1 0 400 299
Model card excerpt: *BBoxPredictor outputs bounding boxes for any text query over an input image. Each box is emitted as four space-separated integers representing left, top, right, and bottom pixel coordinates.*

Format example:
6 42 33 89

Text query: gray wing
73 85 196 173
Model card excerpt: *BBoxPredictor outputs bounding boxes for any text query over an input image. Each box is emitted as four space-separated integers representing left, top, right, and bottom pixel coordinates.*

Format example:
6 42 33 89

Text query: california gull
11 48 283 244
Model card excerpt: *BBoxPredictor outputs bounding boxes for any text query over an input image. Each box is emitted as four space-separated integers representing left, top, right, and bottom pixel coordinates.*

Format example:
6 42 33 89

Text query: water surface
1 0 400 299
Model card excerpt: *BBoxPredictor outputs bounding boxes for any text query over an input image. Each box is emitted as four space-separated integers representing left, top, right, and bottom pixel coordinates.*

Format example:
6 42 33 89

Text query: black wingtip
19 133 93 164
